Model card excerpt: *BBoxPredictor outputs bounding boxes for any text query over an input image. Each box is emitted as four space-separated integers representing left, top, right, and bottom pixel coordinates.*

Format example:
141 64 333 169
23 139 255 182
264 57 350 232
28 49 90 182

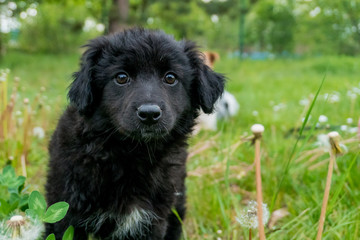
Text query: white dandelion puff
340 125 348 132
236 200 270 229
329 94 340 103
318 115 328 123
349 127 358 134
315 133 347 153
32 127 45 139
347 90 357 99
352 87 360 95
273 103 286 112
251 124 265 134
1 216 44 240
299 98 310 106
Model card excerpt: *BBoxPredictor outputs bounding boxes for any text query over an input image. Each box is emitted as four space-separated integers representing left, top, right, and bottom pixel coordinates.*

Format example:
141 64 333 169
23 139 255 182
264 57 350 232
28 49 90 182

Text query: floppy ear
68 38 105 116
184 42 225 114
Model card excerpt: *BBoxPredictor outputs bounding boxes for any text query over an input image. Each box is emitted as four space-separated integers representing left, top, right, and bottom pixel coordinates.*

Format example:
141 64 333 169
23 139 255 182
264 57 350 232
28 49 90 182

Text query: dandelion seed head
315 134 331 152
9 215 24 222
236 200 270 229
352 87 360 95
349 127 358 134
273 103 286 112
329 94 340 103
340 125 348 131
346 118 353 124
32 127 45 139
318 115 328 123
328 131 339 138
299 98 310 106
1 217 44 240
347 90 357 99
251 124 265 134
19 219 44 240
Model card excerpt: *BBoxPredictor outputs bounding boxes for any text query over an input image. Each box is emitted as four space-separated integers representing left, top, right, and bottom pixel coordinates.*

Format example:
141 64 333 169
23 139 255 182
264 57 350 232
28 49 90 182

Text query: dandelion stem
249 228 252 240
316 132 340 240
21 99 30 177
255 136 266 240
316 150 334 239
251 124 266 240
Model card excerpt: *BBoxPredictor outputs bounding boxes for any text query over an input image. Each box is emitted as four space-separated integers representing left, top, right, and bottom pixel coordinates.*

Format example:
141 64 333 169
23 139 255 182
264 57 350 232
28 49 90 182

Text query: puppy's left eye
115 72 130 85
164 73 178 85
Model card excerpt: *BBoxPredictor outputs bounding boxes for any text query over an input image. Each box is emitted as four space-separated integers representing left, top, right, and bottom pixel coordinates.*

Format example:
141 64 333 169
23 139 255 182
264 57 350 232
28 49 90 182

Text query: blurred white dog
195 52 240 132
196 90 239 131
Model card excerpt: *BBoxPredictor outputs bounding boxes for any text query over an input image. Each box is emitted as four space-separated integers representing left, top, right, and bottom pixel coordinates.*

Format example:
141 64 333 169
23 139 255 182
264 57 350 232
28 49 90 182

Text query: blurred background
1 1 360 239
1 0 360 57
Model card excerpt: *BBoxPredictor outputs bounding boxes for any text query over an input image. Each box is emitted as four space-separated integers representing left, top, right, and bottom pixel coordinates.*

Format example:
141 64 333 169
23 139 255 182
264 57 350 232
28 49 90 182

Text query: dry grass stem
295 148 322 163
316 132 341 240
309 158 329 171
187 140 215 159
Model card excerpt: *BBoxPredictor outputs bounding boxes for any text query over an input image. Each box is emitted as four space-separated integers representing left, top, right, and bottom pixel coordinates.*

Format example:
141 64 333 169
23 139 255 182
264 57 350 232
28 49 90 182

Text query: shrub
18 3 100 53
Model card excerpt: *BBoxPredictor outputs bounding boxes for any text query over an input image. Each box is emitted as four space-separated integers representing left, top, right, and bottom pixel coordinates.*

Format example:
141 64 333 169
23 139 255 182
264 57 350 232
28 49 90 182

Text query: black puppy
45 28 225 240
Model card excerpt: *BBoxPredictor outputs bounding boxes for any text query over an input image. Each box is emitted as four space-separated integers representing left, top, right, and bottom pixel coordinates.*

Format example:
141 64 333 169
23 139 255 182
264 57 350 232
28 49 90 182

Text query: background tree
108 0 129 33
1 0 359 55
246 0 296 54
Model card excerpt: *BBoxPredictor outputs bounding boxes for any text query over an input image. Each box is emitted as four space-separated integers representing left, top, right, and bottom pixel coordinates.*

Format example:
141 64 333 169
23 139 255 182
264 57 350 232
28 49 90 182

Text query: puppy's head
69 28 225 140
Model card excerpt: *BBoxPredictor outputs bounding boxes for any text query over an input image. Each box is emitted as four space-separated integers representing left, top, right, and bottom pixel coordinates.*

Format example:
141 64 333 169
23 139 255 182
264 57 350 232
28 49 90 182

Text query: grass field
1 51 359 239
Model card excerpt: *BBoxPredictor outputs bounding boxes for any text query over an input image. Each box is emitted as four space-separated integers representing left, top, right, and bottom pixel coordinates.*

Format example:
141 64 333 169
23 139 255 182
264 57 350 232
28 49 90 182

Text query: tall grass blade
171 208 188 240
270 72 327 211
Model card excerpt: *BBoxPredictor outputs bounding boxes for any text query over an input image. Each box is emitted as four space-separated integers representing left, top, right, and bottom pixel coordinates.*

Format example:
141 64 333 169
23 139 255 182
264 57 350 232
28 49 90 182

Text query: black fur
45 28 225 240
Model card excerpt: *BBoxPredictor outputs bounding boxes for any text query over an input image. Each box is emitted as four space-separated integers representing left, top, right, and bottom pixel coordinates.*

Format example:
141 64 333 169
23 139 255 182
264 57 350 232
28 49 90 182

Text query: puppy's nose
137 104 162 125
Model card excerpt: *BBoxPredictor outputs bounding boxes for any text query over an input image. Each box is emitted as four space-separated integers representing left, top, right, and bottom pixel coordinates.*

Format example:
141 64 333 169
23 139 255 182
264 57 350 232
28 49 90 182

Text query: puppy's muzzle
137 104 162 125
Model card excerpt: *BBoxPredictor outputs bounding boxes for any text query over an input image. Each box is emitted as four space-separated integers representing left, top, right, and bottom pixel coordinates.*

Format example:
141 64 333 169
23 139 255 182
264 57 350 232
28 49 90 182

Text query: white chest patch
82 208 157 239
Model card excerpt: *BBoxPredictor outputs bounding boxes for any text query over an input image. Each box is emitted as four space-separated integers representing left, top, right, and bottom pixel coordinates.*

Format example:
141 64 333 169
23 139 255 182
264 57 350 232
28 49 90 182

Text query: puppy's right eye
115 73 130 85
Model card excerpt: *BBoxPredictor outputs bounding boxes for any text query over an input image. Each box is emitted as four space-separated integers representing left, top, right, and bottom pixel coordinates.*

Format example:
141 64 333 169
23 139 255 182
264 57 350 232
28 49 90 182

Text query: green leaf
9 193 20 204
46 233 56 240
0 199 11 215
1 166 16 186
43 202 69 223
7 176 26 194
19 194 29 208
29 191 47 217
25 209 38 220
9 200 19 213
12 176 26 189
62 225 74 240
0 166 26 193
2 166 16 180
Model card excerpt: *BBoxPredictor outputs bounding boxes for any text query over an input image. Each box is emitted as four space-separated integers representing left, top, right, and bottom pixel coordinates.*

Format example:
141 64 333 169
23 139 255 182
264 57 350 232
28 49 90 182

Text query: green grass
1 51 359 239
